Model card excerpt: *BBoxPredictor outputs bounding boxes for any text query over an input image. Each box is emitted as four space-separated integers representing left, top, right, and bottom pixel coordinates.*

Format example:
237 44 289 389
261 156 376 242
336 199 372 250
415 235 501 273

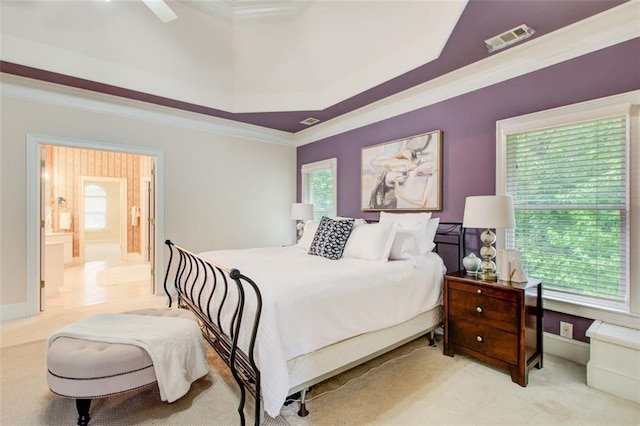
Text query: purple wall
297 38 640 224
297 38 640 337
545 311 593 344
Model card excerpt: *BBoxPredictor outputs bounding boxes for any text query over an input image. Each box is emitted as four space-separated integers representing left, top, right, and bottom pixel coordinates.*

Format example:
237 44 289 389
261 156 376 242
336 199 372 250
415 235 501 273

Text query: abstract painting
361 130 442 211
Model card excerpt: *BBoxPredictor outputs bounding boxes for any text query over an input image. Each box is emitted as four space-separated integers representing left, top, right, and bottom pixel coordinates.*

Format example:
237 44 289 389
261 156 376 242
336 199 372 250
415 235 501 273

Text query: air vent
300 117 320 126
484 24 535 53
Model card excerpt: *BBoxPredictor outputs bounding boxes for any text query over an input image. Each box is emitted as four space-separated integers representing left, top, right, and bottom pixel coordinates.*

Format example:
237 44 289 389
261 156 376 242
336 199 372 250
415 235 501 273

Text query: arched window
85 184 107 230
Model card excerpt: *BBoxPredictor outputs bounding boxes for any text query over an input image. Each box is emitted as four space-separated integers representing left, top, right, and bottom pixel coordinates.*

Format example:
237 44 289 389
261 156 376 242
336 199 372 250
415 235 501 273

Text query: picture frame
497 249 528 283
361 130 443 211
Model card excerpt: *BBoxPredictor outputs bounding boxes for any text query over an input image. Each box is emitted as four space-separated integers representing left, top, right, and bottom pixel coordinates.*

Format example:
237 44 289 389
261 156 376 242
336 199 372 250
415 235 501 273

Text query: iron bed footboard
163 240 263 426
163 222 464 425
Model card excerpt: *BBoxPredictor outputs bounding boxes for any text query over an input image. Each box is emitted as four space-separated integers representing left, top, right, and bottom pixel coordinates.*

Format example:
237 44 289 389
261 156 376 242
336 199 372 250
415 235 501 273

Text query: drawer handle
476 289 482 294
476 306 483 313
476 335 483 342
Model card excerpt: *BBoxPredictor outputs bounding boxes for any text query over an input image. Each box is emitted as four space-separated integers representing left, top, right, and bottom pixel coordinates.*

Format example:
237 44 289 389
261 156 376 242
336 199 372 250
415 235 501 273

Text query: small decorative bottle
462 253 481 276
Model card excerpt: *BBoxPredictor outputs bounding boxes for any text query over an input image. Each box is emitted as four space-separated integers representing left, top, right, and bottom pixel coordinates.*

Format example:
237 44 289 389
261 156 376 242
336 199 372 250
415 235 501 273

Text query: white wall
0 83 296 314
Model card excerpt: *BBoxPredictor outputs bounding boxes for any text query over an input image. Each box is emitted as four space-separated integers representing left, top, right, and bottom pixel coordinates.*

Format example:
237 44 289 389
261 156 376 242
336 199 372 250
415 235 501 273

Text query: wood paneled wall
45 146 147 257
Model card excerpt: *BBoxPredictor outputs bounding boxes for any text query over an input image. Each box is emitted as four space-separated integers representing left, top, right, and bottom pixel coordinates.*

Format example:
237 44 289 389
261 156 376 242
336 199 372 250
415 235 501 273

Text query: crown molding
184 0 306 23
1 2 637 148
0 74 294 146
294 1 640 147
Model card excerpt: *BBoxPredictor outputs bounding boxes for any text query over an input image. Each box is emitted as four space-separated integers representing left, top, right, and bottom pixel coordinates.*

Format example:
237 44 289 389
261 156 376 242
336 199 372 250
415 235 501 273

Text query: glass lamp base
478 228 498 281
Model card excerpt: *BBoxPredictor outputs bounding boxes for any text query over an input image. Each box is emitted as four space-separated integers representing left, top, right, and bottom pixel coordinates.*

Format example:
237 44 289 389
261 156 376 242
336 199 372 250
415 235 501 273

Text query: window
497 93 638 318
84 184 107 230
301 158 337 220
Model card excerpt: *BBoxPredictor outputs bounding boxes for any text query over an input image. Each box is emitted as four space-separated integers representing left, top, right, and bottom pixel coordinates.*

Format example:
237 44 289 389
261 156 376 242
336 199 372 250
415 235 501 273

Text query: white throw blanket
47 313 210 403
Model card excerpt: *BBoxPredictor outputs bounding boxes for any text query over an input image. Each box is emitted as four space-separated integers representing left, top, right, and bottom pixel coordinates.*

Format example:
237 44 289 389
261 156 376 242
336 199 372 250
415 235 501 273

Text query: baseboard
0 302 29 322
543 332 590 365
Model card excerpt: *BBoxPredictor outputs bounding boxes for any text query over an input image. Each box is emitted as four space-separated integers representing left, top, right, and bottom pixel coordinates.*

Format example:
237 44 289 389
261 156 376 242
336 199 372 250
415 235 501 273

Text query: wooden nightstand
443 271 543 386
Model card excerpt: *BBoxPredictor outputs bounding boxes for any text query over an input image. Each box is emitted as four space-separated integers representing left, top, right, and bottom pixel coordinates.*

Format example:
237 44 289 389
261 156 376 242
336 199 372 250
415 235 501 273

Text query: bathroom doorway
36 141 159 312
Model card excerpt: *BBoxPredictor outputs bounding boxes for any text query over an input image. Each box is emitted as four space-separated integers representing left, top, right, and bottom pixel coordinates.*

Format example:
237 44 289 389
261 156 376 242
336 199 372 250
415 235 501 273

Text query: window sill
544 296 640 330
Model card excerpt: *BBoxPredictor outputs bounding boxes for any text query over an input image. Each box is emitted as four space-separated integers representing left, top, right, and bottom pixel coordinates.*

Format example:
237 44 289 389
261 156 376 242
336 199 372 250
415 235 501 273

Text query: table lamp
291 203 314 241
462 195 515 281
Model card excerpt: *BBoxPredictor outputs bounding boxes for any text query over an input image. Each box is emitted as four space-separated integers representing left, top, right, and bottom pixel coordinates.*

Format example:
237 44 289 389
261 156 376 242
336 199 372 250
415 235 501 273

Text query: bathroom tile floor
2 246 164 348
44 258 154 312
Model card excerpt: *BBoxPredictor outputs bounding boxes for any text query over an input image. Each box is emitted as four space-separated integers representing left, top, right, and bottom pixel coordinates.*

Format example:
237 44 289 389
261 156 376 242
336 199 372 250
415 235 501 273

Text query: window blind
505 116 628 307
85 184 108 230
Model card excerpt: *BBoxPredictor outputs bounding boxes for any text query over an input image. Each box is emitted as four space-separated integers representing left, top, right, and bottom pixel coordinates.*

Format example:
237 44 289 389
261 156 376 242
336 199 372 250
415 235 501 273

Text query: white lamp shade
462 195 515 229
291 203 314 221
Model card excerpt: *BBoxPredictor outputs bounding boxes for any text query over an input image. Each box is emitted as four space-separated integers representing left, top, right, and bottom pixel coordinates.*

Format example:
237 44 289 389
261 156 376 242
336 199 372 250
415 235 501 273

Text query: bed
163 218 463 425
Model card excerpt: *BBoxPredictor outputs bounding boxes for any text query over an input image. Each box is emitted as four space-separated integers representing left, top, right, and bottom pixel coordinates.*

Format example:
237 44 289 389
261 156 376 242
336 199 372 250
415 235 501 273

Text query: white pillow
379 211 432 225
382 219 433 255
424 217 440 252
343 222 398 261
388 229 421 260
296 220 320 251
379 212 433 254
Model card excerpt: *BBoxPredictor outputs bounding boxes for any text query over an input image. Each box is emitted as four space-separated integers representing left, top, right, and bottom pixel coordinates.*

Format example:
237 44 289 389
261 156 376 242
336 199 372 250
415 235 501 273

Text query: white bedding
197 245 446 417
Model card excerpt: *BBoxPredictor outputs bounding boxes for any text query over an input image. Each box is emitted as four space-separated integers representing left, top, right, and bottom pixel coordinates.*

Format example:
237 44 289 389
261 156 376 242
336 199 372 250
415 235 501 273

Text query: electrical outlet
560 321 574 339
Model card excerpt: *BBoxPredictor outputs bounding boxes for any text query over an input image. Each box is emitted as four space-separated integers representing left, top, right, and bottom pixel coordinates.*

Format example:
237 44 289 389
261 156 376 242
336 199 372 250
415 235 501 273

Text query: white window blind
505 115 628 309
85 184 107 230
301 158 337 220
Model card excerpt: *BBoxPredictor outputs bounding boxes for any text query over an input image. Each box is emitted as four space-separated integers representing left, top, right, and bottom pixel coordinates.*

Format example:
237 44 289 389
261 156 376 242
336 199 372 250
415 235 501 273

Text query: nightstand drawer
448 280 519 303
449 318 518 365
448 288 519 333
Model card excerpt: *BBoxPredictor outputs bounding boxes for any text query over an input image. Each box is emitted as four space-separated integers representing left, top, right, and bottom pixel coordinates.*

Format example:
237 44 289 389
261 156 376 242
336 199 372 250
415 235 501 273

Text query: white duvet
197 246 445 417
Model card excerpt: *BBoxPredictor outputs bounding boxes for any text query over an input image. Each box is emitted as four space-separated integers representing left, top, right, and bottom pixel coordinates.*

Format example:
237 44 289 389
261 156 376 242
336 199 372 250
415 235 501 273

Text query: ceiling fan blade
141 0 177 23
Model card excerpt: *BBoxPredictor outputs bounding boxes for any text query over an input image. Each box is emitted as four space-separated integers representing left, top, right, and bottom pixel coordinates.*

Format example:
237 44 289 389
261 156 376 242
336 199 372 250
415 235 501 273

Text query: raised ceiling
0 0 630 133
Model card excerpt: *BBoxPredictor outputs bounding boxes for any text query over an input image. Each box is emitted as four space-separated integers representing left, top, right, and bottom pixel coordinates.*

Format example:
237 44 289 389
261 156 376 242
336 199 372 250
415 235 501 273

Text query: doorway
27 135 164 315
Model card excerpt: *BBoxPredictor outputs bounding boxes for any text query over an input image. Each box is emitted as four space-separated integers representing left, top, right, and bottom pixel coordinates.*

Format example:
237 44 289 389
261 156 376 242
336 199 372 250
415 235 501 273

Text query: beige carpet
1 336 638 425
279 338 639 425
0 340 286 426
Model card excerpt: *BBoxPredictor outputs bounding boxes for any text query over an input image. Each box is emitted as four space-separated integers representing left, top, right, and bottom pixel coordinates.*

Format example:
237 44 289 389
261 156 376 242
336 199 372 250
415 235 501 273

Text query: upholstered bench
47 308 206 426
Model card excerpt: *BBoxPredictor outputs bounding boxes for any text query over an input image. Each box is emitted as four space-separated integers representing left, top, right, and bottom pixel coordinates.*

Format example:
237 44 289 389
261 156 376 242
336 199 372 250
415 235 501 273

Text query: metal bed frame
163 221 464 425
434 222 466 272
163 241 263 426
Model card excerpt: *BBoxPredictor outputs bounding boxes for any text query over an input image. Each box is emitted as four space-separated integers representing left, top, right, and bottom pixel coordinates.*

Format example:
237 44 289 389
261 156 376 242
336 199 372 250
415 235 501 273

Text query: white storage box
586 320 640 403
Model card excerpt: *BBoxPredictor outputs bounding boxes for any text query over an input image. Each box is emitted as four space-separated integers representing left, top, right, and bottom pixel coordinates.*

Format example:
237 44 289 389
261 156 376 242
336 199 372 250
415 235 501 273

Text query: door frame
26 134 165 317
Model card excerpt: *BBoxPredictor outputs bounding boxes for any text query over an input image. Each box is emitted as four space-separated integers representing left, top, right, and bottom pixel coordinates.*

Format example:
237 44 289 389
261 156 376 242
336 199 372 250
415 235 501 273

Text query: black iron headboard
434 222 465 272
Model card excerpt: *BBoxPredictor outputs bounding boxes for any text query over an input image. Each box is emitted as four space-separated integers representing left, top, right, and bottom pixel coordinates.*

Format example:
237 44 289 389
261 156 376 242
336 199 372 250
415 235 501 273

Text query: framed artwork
361 130 443 211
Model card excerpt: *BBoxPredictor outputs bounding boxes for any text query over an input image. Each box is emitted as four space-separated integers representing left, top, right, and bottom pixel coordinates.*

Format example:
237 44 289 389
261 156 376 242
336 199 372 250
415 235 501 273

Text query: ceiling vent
300 117 320 126
484 24 535 53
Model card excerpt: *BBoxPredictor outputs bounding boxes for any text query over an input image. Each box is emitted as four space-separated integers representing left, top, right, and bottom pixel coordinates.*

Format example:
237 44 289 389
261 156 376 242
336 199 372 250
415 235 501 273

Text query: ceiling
0 0 629 133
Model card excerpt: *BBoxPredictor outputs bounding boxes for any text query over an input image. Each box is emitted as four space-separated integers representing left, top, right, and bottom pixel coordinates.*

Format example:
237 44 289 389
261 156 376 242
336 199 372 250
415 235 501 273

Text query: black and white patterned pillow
308 216 355 260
